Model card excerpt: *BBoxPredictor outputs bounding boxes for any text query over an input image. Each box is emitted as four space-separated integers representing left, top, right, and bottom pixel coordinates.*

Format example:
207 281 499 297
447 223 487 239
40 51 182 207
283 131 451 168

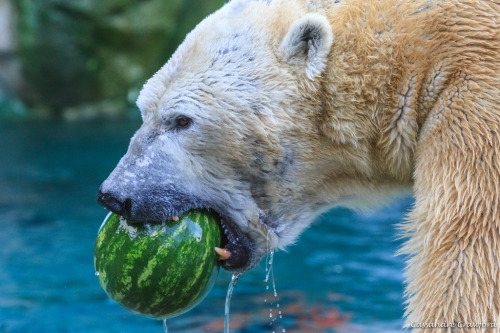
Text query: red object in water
310 306 350 327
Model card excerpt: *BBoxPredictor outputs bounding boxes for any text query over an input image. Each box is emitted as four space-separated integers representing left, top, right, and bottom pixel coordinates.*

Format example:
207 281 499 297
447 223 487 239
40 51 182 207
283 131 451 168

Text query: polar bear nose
97 190 132 219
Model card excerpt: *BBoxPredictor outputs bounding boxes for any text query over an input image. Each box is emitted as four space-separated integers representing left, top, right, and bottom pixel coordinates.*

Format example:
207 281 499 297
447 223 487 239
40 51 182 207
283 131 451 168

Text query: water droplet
282 329 286 332
94 271 99 276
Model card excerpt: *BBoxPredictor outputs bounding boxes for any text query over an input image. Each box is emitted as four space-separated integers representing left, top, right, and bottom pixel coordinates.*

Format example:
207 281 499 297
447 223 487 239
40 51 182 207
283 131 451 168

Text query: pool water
0 120 411 332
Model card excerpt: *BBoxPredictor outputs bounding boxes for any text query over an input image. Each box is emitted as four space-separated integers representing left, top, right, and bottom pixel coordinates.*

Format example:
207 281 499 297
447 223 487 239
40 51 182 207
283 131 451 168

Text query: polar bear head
98 0 404 273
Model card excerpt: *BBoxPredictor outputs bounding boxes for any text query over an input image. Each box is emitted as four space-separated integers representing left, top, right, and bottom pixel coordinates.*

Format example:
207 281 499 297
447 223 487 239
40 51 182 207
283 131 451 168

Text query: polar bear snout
97 177 209 224
97 178 260 273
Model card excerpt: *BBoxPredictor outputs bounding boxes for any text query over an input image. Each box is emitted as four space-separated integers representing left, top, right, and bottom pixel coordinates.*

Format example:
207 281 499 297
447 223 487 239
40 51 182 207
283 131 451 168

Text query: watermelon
94 210 222 318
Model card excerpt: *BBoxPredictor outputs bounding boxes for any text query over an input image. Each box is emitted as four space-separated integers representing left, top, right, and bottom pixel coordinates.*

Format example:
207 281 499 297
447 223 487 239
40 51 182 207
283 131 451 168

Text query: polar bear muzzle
97 187 256 273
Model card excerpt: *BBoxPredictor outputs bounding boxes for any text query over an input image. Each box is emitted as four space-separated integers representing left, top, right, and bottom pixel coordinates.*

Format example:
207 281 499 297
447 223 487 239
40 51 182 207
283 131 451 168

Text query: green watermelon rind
94 210 221 319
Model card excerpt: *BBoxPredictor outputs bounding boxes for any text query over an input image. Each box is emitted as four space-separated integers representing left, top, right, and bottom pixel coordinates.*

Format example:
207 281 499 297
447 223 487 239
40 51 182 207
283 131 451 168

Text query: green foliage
15 0 226 118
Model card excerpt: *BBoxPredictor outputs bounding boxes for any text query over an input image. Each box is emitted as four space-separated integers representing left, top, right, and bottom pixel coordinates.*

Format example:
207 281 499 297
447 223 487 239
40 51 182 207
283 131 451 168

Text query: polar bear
98 0 500 329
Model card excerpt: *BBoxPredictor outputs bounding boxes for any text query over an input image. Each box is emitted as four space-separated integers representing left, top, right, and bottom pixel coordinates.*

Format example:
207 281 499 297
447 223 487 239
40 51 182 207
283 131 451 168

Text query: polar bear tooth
214 247 231 260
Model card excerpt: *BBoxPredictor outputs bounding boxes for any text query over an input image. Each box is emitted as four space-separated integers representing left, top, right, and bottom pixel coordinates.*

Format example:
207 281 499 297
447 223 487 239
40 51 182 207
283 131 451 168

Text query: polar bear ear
279 13 333 80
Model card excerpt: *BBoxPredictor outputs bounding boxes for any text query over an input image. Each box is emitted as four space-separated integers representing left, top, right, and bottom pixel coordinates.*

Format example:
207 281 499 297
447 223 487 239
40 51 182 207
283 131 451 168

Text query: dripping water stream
264 249 276 296
265 232 286 332
162 318 168 333
224 273 240 333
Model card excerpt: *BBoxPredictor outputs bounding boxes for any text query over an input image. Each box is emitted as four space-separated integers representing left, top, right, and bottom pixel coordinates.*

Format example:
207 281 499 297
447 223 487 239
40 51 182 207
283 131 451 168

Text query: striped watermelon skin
94 210 221 319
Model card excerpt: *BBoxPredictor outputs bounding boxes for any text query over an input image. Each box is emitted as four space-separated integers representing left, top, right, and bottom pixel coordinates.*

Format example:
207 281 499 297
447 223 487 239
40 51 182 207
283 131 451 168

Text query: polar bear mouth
97 189 255 273
215 213 254 272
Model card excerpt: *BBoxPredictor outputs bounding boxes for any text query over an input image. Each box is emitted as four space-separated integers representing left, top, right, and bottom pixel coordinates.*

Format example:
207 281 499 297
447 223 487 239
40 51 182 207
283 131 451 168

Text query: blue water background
0 120 412 332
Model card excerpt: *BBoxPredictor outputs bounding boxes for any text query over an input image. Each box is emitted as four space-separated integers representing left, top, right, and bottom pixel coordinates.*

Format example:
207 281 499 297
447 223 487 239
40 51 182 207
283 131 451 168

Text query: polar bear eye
174 116 192 130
